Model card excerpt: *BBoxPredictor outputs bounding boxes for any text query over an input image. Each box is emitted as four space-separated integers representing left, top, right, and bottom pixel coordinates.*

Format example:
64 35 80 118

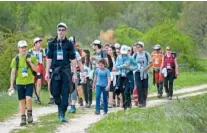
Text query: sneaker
168 96 172 100
85 104 90 108
20 115 26 126
79 98 83 107
69 105 76 113
27 110 33 124
113 101 116 107
59 114 67 122
94 111 100 115
108 104 113 108
157 94 162 98
138 103 145 108
103 112 107 115
48 98 55 104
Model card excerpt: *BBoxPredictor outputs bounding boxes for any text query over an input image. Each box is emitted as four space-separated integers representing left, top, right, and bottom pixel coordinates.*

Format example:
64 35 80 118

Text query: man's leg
103 87 109 114
25 83 34 124
135 72 144 105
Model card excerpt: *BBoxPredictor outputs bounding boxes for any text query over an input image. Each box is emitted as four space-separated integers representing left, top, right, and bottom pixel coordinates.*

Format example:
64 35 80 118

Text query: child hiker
93 59 111 115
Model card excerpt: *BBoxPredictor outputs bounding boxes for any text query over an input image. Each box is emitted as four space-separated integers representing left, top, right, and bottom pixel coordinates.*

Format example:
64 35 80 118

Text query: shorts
17 83 34 100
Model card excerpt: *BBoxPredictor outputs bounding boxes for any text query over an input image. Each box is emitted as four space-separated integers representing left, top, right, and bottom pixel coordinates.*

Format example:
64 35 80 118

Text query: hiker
82 50 93 108
93 59 111 115
68 36 84 113
133 42 152 108
8 40 39 126
45 22 77 122
151 44 164 98
161 46 179 100
131 44 137 56
28 37 46 104
91 40 108 109
115 45 137 110
108 46 118 107
114 43 121 56
104 43 111 54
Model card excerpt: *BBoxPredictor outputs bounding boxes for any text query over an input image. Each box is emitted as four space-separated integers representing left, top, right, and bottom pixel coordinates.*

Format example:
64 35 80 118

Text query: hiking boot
157 94 162 98
59 114 67 122
79 98 83 107
27 110 33 124
94 111 100 115
48 98 55 105
138 103 145 108
113 101 116 107
168 97 172 100
85 104 91 108
20 114 26 126
69 105 76 113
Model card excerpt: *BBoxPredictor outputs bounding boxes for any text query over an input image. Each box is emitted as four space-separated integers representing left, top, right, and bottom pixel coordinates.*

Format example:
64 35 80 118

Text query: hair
98 58 107 67
83 49 91 68
104 44 110 47
110 46 117 59
94 44 102 49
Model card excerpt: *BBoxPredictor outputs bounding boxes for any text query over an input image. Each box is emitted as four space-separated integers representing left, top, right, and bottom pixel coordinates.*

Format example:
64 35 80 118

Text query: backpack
15 54 36 76
133 51 149 64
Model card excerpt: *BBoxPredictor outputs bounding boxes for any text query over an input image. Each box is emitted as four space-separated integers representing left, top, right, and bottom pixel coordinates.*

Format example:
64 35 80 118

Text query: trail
1 84 207 133
55 86 207 133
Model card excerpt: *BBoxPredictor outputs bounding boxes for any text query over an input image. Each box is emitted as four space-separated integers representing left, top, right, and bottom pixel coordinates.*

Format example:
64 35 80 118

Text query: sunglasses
58 28 66 32
166 49 171 51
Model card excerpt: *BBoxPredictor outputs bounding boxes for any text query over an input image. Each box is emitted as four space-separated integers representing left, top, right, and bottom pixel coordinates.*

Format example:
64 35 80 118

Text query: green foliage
114 25 143 45
141 20 203 70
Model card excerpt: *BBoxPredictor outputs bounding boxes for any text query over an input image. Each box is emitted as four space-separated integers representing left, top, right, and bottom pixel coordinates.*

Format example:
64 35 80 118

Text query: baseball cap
18 40 27 47
33 37 42 44
153 44 161 50
120 45 128 54
57 22 67 29
92 40 101 45
137 41 144 47
114 43 121 49
166 46 171 50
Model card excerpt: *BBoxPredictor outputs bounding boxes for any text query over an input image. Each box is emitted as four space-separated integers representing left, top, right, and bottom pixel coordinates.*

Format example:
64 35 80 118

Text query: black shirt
47 37 76 68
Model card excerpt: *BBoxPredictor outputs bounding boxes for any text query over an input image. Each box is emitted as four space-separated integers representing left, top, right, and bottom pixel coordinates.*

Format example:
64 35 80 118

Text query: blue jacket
115 55 137 75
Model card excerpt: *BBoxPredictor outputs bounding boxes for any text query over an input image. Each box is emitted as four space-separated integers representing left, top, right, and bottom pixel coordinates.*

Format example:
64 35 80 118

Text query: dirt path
1 84 207 133
55 87 207 133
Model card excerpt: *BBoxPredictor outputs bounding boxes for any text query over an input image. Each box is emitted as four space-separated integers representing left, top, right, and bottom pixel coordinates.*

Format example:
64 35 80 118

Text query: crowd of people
8 22 179 126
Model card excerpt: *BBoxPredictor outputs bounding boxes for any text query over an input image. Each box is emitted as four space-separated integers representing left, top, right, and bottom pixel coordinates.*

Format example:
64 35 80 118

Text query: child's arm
105 70 111 91
92 75 97 90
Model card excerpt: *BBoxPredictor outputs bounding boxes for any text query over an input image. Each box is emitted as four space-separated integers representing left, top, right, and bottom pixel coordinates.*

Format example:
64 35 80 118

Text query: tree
178 2 207 49
114 24 143 45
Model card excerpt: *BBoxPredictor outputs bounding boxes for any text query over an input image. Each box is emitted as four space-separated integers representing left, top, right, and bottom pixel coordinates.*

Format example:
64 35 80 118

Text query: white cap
69 36 74 42
120 45 128 54
114 43 121 48
153 44 161 50
33 37 42 44
137 41 144 47
57 22 67 29
93 40 101 45
18 40 27 47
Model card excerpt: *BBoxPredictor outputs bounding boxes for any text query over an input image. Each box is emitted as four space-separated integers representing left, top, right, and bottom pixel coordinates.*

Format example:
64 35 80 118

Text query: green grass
11 109 85 133
0 90 51 122
88 94 207 133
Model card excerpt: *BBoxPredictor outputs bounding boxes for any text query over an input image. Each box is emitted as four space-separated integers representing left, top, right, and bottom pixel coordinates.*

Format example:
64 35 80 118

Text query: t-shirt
93 50 107 67
29 48 46 64
10 54 38 85
75 50 81 61
134 51 152 71
95 68 110 87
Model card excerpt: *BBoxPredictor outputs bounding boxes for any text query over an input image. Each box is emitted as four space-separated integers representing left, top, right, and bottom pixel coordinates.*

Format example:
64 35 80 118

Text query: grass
11 108 86 133
88 93 207 133
0 89 51 122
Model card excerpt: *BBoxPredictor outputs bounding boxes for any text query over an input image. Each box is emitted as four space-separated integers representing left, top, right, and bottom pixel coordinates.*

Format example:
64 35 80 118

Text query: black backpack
15 54 36 76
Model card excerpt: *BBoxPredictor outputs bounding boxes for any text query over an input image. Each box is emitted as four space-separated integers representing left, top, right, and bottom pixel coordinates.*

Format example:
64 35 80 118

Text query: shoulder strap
144 51 148 63
15 55 19 70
